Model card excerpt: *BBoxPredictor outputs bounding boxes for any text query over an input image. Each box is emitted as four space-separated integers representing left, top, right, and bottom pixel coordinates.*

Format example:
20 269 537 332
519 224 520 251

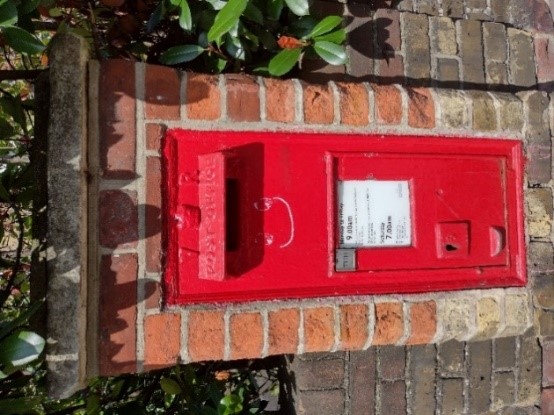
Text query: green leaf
0 300 44 340
17 0 40 15
160 44 204 64
283 0 308 16
307 15 342 39
0 330 45 368
313 28 345 44
313 40 346 65
0 0 17 27
207 0 248 43
225 35 245 60
1 26 45 54
219 394 243 415
147 0 165 33
267 0 283 20
243 2 262 24
0 181 9 202
205 0 227 10
178 0 192 30
160 377 182 395
0 397 42 414
268 47 301 76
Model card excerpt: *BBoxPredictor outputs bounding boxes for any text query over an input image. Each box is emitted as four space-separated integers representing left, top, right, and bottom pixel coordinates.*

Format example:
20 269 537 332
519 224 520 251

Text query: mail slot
163 130 525 304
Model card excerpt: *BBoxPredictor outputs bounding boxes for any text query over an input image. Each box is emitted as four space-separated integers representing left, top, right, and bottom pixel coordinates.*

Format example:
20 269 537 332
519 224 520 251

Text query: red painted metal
163 130 526 305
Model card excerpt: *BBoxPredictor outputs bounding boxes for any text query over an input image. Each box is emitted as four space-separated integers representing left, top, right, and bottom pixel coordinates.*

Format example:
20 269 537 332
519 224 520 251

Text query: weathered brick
493 371 516 408
459 20 485 85
518 331 542 404
486 61 509 85
490 0 510 23
494 93 524 132
380 381 406 413
407 301 436 345
379 345 406 380
494 336 517 369
540 309 554 336
145 65 180 120
524 91 551 141
144 313 181 369
508 28 536 88
471 91 497 131
373 84 403 124
300 58 346 84
294 357 345 390
296 389 345 415
350 349 376 415
264 78 295 123
543 337 554 386
373 302 403 345
188 310 224 361
527 188 553 239
408 344 437 414
437 58 460 83
377 55 404 79
442 0 464 18
475 297 501 339
440 378 465 414
438 339 465 376
345 4 374 78
337 83 370 126
510 0 554 34
441 298 473 341
528 242 554 274
99 190 138 249
99 59 136 179
186 73 220 120
407 87 435 128
416 0 438 14
504 294 531 336
403 13 431 83
146 157 162 273
436 89 469 128
339 303 369 350
535 36 554 85
302 83 334 125
230 313 263 360
99 254 137 376
146 123 165 152
527 138 554 185
542 388 554 415
268 308 300 355
375 8 401 52
304 307 335 352
396 0 412 11
534 274 554 309
144 280 161 310
466 0 491 20
226 74 260 122
484 22 508 62
468 341 492 413
431 17 457 55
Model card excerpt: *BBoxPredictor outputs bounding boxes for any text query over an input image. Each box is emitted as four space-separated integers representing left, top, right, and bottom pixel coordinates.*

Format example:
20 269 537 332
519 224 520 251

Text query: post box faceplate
164 130 525 304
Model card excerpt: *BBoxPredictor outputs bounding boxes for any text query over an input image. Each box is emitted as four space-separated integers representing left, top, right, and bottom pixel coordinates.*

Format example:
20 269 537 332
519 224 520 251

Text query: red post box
164 130 525 304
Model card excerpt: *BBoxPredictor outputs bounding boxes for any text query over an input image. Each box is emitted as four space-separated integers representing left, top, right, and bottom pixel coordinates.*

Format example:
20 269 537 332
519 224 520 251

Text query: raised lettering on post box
164 130 526 304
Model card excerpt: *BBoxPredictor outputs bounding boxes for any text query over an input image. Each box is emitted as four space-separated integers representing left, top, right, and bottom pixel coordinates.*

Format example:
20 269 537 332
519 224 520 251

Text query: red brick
264 78 295 123
226 74 260 122
535 36 554 85
146 123 166 152
407 301 437 345
268 308 300 355
338 82 370 126
230 313 264 359
146 157 162 272
303 83 334 124
408 87 435 128
373 84 402 124
304 307 335 352
144 280 161 310
340 304 369 350
144 313 181 369
99 190 138 249
99 254 137 376
99 60 136 179
144 65 180 120
378 55 405 78
373 302 404 345
186 73 221 120
188 311 225 361
543 337 554 386
542 388 554 415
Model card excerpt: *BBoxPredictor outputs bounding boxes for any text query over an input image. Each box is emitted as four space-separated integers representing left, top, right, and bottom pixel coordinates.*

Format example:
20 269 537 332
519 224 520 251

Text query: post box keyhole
445 243 458 252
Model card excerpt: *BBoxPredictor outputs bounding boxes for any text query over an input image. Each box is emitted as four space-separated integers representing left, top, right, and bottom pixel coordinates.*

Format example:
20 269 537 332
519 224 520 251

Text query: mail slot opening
225 178 240 252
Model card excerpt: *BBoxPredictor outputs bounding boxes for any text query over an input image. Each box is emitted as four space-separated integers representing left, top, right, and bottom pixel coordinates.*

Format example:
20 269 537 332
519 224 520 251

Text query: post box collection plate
163 130 525 304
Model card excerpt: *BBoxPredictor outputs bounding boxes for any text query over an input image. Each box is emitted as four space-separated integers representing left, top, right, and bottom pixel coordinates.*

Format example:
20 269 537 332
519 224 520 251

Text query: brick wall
42 0 554 411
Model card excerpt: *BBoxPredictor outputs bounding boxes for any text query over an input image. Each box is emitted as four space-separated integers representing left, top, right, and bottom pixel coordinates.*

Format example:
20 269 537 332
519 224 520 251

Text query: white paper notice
338 180 411 248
